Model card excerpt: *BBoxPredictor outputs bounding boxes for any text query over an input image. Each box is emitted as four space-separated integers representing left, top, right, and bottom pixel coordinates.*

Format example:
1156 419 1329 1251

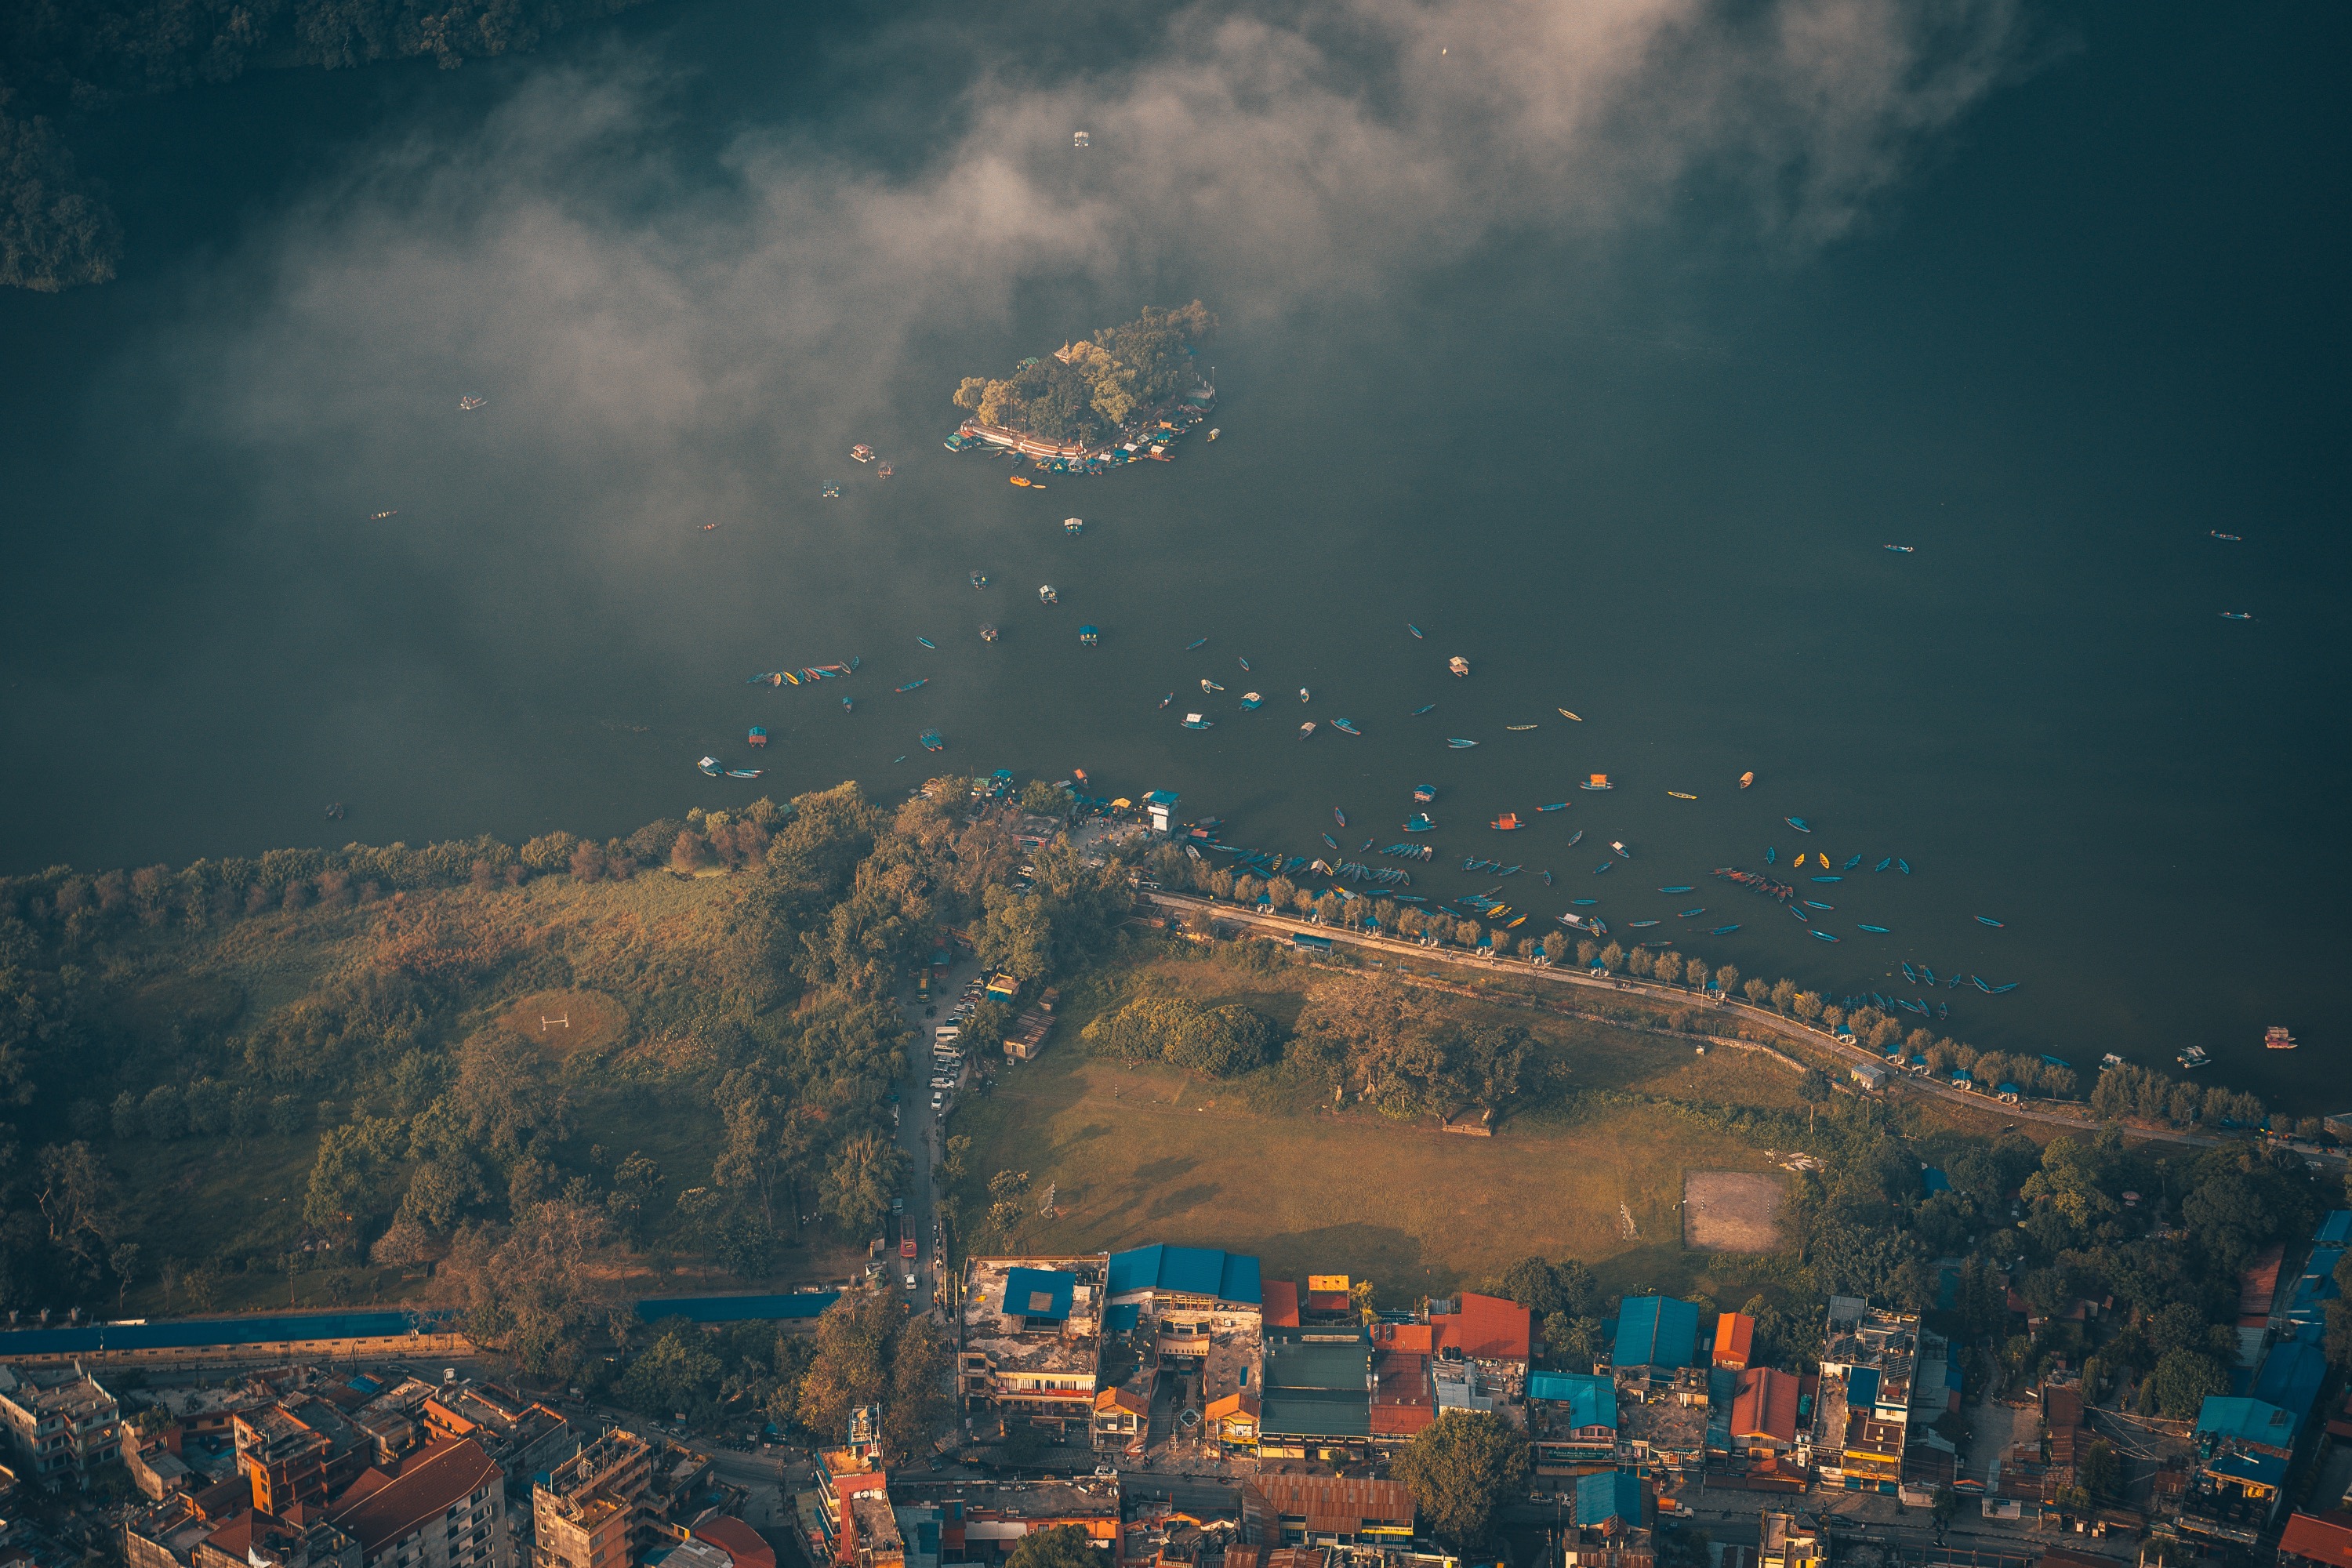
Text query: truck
899 1214 917 1259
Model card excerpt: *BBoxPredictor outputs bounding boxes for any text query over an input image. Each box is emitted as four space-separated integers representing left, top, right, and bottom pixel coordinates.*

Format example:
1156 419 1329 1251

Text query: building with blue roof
2249 1327 2327 1425
2183 1394 2299 1545
2315 1210 2350 1247
1000 1268 1077 1323
2285 1244 2342 1327
2194 1396 2299 1455
1530 1372 1617 1474
1105 1245 1261 1308
1573 1469 1645 1530
1611 1296 1701 1374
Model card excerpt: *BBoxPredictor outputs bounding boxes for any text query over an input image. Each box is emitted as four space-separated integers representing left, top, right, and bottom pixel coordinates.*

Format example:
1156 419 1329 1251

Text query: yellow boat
1557 708 1582 720
1738 771 1755 789
1668 791 1697 800
1010 476 1032 487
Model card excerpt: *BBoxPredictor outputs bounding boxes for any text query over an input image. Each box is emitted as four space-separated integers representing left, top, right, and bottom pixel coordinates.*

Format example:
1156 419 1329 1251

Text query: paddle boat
747 726 768 748
1738 771 1754 788
1411 784 1437 804
1200 679 1225 693
1299 688 1311 702
1181 713 1214 731
1449 655 1470 677
971 571 987 588
1078 626 1099 646
822 483 840 498
920 729 945 752
980 624 998 642
1299 722 1316 739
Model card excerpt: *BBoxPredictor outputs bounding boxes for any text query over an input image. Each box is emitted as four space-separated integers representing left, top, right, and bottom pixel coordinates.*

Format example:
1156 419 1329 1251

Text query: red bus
899 1214 917 1259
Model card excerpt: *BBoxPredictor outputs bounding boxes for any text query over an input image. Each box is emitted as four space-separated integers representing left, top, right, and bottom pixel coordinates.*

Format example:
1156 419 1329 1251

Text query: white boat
1299 687 1311 702
2176 1045 2211 1069
696 757 722 777
1240 692 1264 710
1039 584 1058 604
1200 679 1225 693
851 444 876 463
1065 517 1084 534
1610 840 1629 858
457 395 486 411
1299 721 1316 738
1181 713 1213 731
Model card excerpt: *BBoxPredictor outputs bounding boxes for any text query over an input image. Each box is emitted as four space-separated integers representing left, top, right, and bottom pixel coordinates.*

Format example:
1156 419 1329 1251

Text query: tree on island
953 302 1216 445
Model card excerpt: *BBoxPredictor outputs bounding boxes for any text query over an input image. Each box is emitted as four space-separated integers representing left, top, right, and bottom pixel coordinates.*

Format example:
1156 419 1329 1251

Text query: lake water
1 2 2345 1106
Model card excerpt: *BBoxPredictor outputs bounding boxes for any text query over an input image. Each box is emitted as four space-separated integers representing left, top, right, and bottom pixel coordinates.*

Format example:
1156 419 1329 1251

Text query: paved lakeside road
1136 891 2344 1166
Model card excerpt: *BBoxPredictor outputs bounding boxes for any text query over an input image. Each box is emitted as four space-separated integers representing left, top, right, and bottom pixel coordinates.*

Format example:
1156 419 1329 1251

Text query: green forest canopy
952 301 1214 445
0 0 653 290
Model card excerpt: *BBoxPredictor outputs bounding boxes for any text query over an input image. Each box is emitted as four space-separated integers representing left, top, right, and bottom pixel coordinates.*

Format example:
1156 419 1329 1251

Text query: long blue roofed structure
1106 1244 1261 1307
1529 1371 1617 1431
1612 1295 1702 1370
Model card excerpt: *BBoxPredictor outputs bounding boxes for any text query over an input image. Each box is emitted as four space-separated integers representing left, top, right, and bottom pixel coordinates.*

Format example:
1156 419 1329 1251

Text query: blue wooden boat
1875 858 1891 872
895 678 927 692
1538 802 1570 812
1976 915 2004 927
1564 830 1584 847
726 768 763 779
1406 623 1425 638
1972 975 1992 992
1813 875 1842 883
1919 966 1936 985
1805 900 1833 910
917 636 937 648
1710 924 1740 935
1333 719 1362 735
1158 693 1174 708
1411 704 1436 715
1786 817 1811 832
919 729 945 753
1791 906 1810 921
1413 784 1437 802
1860 925 1890 934
1676 907 1704 918
842 697 853 710
1447 738 1478 748
1240 693 1263 710
2038 1053 2066 1068
1765 847 1776 864
1812 931 1839 942
1185 637 1209 650
1078 626 1098 646
1323 834 1340 850
697 757 722 776
1902 962 1918 984
1896 858 1911 874
1334 807 1348 826
1541 871 1553 885
1403 812 1437 832
1628 920 1661 928
1570 898 1597 906
1842 855 1861 870
1239 657 1251 672
1993 982 2020 994
1592 862 1613 875
1659 885 1694 893
971 571 987 587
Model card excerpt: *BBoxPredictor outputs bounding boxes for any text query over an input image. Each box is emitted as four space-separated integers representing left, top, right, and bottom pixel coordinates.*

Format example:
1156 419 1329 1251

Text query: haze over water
1 2 2345 1104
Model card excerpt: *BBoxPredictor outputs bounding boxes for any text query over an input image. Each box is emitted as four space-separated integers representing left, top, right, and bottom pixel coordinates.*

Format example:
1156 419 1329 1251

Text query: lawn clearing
949 1042 1787 1308
501 989 628 1057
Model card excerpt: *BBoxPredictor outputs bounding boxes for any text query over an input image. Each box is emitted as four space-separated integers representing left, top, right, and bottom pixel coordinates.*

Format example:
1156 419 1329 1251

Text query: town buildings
958 1257 1111 1443
0 1362 122 1483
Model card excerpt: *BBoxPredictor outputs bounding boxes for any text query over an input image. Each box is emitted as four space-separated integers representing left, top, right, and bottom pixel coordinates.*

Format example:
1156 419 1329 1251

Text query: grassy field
946 951 1819 1308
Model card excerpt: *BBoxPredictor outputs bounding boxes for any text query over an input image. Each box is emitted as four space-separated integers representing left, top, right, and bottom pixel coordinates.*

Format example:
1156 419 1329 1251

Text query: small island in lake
946 300 1218 474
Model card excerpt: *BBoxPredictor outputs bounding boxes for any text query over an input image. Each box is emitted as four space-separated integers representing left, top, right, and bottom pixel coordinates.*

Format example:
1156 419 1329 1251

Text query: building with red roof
1261 1281 1301 1328
1430 1293 1531 1372
1713 1313 1755 1371
327 1439 506 1568
1729 1369 1802 1457
691 1518 776 1568
2283 1512 2352 1568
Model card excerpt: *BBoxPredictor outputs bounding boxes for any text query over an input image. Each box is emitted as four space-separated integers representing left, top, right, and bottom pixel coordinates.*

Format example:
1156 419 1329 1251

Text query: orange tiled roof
1713 1312 1755 1368
2281 1512 2352 1568
1431 1293 1530 1363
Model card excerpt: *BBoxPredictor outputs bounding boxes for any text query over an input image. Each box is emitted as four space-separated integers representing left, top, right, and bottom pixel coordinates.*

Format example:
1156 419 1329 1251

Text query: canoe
1537 802 1570 811
1786 817 1811 832
1592 862 1613 875
1875 858 1891 871
895 678 927 692
1668 791 1697 800
1710 924 1740 935
1628 920 1660 928
1765 847 1776 864
1861 925 1890 934
1565 830 1584 847
726 768 764 779
1676 908 1704 918
1411 703 1436 715
1447 739 1479 748
1994 983 2020 994
1812 931 1840 942
1334 808 1348 826
1323 834 1340 849
1570 898 1596 906
916 637 936 648
1972 976 1992 992
1842 855 1861 869
1812 875 1842 883
1976 915 2004 927
1407 624 1425 638
1557 709 1581 720
1185 637 1208 650
1805 900 1833 910
1896 859 1911 874
1506 724 1538 731
1658 885 1694 893
1239 658 1252 671
1333 719 1362 735
1791 906 1809 921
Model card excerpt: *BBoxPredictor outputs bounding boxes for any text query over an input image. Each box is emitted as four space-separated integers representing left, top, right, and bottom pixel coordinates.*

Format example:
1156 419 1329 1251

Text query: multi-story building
958 1258 1109 1442
1527 1372 1617 1478
1240 1475 1414 1549
235 1399 371 1514
1560 1472 1650 1568
0 1362 122 1483
1811 1298 1944 1493
419 1386 571 1498
124 1493 221 1568
194 1507 363 1568
1757 1513 1824 1568
327 1438 508 1568
531 1430 654 1568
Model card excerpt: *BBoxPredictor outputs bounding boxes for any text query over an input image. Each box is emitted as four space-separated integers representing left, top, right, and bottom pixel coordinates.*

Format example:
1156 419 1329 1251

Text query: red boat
1490 812 1524 831
747 727 768 748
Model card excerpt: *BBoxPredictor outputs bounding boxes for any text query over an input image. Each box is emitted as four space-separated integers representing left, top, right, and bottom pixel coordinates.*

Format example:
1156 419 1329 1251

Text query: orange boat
1490 812 1525 831
1738 771 1755 789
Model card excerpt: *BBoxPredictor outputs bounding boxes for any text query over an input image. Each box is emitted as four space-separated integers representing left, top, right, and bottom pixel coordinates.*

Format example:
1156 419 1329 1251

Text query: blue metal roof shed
1574 1469 1644 1528
1612 1295 1701 1370
1001 1268 1078 1321
1105 1244 1261 1305
1528 1371 1617 1431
